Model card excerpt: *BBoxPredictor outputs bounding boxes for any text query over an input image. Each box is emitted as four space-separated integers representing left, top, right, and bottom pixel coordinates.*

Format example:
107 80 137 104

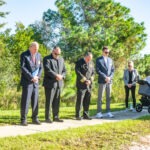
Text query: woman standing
123 61 139 112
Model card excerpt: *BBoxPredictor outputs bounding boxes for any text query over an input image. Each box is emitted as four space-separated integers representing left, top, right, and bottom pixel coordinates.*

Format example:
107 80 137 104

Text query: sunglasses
54 53 60 56
128 65 132 67
104 51 109 54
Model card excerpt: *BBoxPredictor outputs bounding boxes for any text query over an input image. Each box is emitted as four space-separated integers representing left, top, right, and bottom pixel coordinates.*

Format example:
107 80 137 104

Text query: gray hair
29 41 39 48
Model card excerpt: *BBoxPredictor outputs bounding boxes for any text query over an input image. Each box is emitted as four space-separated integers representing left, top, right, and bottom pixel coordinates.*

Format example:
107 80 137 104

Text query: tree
0 0 8 53
0 0 9 28
135 54 150 77
40 0 146 62
30 9 62 49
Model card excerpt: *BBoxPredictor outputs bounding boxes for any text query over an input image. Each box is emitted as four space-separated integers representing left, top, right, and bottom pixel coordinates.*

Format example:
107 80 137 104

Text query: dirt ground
123 135 150 150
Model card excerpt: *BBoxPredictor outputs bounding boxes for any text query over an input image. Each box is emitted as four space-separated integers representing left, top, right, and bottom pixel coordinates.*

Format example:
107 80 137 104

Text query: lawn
0 115 149 150
0 103 125 125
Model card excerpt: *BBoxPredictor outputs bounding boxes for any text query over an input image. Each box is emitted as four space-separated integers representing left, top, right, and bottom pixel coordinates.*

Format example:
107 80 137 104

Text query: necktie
104 58 108 68
105 58 108 68
32 55 36 64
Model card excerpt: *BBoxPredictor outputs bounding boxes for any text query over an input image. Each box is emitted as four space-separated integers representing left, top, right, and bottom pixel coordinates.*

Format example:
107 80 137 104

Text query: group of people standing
20 42 139 126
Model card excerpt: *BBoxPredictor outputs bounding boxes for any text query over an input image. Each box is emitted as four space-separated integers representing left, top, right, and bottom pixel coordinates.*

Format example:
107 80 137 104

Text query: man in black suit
75 52 94 120
43 46 66 123
20 42 42 126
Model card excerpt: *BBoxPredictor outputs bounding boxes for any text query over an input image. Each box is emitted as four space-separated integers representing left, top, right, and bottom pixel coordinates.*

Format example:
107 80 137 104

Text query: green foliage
111 70 124 103
0 103 125 125
30 9 62 48
135 54 150 77
0 32 18 108
61 62 76 105
0 0 9 28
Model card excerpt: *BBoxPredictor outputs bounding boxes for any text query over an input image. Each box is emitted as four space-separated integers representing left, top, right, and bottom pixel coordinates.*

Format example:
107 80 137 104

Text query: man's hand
105 77 111 83
31 76 39 83
85 80 91 86
128 84 132 88
56 74 63 81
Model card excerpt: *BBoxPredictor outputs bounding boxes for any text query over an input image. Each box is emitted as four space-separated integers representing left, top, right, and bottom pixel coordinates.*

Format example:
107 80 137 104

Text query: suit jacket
43 54 66 88
75 58 94 89
123 69 139 86
96 56 114 84
20 50 42 87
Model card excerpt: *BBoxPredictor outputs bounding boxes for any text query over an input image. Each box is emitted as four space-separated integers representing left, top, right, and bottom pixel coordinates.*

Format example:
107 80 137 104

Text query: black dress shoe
32 120 41 125
83 116 92 120
53 118 64 122
76 117 82 120
21 121 28 126
83 111 92 120
45 119 53 123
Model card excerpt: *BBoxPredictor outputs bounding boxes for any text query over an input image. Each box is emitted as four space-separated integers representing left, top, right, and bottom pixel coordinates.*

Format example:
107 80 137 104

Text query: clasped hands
127 84 132 88
82 77 91 86
31 76 39 83
56 74 63 81
105 77 111 83
85 80 91 85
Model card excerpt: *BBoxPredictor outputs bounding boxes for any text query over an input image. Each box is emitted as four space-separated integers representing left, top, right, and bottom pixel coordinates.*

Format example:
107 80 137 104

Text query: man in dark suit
75 52 94 120
20 42 42 126
96 46 115 118
43 46 66 123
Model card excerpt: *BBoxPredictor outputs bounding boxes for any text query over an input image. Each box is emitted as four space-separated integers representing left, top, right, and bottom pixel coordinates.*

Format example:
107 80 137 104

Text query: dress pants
97 83 112 113
75 89 91 117
45 87 61 120
21 85 39 121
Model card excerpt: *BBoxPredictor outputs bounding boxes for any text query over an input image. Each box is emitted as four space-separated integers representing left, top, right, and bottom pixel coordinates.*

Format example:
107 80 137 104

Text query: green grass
0 115 149 150
0 103 125 125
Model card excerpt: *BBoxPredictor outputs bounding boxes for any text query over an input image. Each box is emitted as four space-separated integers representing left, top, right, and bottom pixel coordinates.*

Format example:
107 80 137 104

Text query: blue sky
1 0 150 54
0 0 56 29
115 0 150 54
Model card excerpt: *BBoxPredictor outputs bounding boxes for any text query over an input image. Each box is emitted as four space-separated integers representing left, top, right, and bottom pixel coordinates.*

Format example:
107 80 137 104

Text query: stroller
136 79 150 113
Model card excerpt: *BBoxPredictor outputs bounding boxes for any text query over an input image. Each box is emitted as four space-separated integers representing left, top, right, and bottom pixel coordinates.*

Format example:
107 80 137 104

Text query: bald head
52 46 61 59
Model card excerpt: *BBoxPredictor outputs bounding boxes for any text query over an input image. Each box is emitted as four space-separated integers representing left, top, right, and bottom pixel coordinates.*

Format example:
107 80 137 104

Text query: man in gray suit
20 42 42 126
43 46 66 123
96 46 115 118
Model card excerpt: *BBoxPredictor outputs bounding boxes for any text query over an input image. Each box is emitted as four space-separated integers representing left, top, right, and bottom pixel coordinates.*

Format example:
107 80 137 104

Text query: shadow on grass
0 113 149 126
135 115 150 120
89 107 124 115
0 116 20 125
0 103 127 125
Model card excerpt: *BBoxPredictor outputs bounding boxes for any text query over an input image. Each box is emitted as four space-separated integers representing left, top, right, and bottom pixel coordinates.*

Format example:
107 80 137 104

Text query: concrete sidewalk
0 109 149 138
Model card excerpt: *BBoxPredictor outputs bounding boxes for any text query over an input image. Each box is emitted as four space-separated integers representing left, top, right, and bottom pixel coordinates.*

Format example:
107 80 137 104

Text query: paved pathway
0 109 149 138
